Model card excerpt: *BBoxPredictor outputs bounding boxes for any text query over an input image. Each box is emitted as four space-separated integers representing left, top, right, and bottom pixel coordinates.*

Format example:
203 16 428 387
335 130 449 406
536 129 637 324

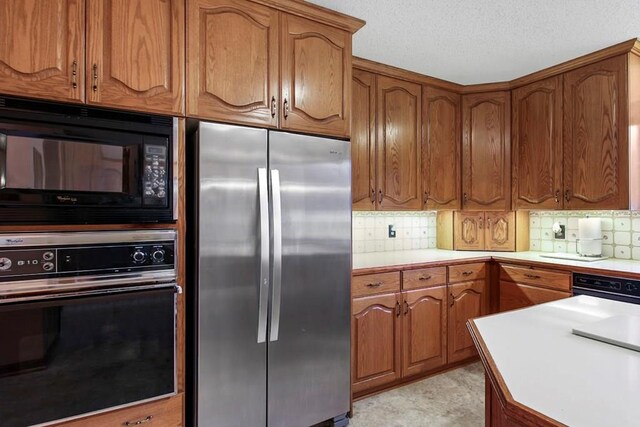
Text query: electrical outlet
388 224 396 238
554 225 566 239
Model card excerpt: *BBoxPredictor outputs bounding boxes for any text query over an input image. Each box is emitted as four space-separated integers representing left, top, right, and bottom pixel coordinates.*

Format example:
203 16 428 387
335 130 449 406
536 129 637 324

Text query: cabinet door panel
87 0 185 114
462 91 510 211
187 0 278 126
281 14 350 137
352 69 376 210
0 0 84 102
352 293 401 394
454 212 485 251
563 55 628 209
512 76 563 209
376 76 422 210
402 287 447 378
448 280 486 363
423 86 461 210
499 281 570 312
485 212 515 251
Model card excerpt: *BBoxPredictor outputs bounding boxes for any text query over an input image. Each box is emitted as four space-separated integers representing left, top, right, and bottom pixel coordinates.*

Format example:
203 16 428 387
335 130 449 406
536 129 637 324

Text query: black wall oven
0 96 176 224
0 230 178 426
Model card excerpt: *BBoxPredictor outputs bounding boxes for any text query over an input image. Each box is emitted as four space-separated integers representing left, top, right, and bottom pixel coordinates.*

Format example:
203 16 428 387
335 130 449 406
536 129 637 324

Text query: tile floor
350 363 485 427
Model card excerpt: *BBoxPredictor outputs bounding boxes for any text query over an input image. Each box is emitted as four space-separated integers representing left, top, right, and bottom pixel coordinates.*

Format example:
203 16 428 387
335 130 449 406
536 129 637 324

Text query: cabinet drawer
352 272 401 297
448 263 486 283
56 393 183 427
500 265 571 292
499 281 571 312
403 267 447 289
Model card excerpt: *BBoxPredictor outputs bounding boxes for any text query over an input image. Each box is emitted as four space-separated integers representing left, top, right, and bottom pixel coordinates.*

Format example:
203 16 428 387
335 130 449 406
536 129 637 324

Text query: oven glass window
3 135 133 193
0 288 176 427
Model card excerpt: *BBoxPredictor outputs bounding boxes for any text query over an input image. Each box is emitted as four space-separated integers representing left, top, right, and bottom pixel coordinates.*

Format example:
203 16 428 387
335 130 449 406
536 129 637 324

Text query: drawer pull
525 273 541 280
366 282 383 288
462 271 473 276
418 275 432 281
124 415 153 426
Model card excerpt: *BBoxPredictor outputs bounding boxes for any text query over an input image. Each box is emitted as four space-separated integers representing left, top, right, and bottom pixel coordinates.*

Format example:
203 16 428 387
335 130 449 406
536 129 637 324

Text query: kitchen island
468 296 640 427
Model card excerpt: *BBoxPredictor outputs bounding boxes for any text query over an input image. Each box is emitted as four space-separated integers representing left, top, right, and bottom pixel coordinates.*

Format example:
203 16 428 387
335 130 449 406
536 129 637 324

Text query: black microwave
0 97 175 224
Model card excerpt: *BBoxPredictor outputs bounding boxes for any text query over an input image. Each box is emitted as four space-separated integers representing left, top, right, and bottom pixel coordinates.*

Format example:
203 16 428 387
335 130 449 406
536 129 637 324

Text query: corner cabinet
188 0 359 137
461 91 511 211
563 55 628 209
351 69 376 209
0 0 85 103
422 86 461 210
512 76 563 210
87 0 185 115
376 76 422 210
453 211 527 252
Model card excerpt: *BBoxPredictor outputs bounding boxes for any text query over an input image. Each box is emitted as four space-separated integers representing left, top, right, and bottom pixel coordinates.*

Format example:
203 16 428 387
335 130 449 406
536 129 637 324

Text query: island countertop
469 296 640 427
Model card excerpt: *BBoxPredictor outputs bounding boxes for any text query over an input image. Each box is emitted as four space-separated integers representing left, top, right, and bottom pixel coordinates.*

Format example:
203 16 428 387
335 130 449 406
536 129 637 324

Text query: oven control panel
0 240 175 281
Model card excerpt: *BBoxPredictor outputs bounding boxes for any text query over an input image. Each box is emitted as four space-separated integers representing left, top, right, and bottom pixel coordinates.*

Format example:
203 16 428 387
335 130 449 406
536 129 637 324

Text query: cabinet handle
270 96 277 118
124 415 153 426
564 189 571 202
71 60 78 89
92 64 98 92
283 98 289 119
478 216 484 230
378 190 383 204
524 273 541 280
423 191 429 206
449 293 455 307
554 190 560 204
463 192 468 204
462 271 473 276
418 275 432 281
366 282 383 288
487 218 492 228
404 301 409 315
370 188 375 204
395 301 401 317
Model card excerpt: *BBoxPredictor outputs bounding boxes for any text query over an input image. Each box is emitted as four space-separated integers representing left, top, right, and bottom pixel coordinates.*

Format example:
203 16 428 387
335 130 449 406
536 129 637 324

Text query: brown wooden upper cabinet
422 86 461 210
188 0 357 137
352 69 376 209
376 76 422 210
512 76 563 210
0 0 85 103
87 0 185 115
453 211 527 252
563 55 628 209
461 91 511 211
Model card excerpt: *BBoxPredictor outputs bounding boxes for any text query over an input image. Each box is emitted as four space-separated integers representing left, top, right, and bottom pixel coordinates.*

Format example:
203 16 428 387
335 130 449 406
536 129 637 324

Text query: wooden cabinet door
187 0 278 127
499 281 570 312
462 91 511 211
280 14 351 137
563 55 628 209
352 69 376 210
485 211 515 251
0 0 84 102
376 76 422 210
454 211 485 251
401 286 447 378
448 280 486 363
422 86 461 210
352 293 401 395
87 0 185 115
512 76 563 209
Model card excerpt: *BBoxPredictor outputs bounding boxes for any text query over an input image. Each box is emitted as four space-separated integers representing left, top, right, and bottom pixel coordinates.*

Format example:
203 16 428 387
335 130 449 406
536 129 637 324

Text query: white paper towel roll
578 218 602 256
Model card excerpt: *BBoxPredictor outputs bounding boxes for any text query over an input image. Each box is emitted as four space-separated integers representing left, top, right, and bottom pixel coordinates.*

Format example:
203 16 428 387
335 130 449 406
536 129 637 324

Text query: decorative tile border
353 211 437 254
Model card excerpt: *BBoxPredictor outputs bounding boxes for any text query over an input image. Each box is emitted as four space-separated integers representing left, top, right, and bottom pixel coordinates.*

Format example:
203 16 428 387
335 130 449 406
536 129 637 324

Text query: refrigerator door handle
269 169 283 342
257 167 270 343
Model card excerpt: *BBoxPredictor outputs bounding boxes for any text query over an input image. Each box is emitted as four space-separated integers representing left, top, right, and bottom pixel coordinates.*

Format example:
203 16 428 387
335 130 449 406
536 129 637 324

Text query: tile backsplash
530 211 640 260
353 211 437 253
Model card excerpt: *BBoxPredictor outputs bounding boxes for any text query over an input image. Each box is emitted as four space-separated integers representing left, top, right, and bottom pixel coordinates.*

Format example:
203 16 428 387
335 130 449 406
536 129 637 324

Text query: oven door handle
0 282 180 305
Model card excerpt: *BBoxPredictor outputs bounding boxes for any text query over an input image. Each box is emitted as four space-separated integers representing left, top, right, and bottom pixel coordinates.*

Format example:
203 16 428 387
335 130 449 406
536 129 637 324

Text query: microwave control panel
143 144 169 206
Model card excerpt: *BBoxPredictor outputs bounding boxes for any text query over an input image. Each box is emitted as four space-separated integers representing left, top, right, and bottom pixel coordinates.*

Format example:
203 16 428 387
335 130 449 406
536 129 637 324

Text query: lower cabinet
498 264 571 312
448 279 487 363
499 281 570 312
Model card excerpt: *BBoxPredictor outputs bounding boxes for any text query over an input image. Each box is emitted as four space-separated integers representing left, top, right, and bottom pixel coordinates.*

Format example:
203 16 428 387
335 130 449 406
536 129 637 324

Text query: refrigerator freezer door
196 122 268 427
267 132 352 427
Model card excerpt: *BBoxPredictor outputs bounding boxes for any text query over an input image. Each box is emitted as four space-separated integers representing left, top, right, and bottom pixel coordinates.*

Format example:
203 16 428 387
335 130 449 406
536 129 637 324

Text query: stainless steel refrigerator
187 121 351 427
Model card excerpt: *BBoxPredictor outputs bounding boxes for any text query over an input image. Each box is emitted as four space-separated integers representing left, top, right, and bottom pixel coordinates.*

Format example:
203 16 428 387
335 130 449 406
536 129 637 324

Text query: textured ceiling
309 0 640 85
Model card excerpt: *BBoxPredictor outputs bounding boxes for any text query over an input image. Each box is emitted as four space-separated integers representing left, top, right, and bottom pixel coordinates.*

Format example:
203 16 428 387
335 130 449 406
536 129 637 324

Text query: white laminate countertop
472 296 640 427
352 249 640 275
